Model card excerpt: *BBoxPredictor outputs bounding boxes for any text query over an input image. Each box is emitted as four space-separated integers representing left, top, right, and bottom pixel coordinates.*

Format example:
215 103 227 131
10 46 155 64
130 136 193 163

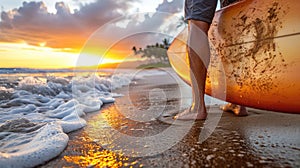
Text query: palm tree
132 46 137 55
162 38 170 49
132 38 171 63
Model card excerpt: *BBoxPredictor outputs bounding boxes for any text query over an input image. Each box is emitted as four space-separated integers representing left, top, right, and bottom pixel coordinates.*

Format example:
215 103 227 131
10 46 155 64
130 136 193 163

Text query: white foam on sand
0 121 68 168
0 70 149 167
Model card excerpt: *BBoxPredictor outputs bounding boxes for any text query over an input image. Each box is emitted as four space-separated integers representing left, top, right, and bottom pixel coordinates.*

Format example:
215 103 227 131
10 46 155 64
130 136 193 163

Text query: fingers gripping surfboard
167 0 300 113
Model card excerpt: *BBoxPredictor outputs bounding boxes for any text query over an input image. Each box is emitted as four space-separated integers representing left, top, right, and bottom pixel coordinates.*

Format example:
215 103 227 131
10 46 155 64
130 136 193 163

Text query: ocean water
0 68 142 167
0 68 224 167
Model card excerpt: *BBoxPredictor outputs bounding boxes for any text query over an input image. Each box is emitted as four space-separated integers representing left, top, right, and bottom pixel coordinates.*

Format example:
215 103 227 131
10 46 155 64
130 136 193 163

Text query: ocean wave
0 71 140 167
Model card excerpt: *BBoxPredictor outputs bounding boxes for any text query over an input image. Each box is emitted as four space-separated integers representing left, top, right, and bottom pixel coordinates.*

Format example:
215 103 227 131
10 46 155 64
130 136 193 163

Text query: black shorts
184 0 218 24
185 0 240 23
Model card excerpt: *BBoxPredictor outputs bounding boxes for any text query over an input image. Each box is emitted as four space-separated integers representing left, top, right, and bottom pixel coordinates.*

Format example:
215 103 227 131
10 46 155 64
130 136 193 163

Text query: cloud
0 0 184 51
55 2 71 16
0 0 135 49
156 0 183 13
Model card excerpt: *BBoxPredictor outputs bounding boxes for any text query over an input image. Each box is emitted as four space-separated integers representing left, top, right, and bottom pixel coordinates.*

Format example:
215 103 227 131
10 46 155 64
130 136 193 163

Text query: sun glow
0 42 129 69
0 42 79 69
39 42 47 47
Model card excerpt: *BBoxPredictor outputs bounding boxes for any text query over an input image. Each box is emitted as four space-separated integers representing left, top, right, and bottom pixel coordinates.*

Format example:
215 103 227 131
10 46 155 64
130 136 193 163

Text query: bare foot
173 107 207 120
221 103 248 116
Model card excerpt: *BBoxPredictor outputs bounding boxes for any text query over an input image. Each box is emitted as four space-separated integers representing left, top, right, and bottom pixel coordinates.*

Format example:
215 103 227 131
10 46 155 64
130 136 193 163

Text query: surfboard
167 0 300 113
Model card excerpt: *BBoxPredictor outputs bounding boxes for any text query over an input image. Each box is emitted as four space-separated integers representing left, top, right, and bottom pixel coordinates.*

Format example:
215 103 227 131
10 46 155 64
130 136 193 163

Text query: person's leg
221 103 247 116
174 0 217 120
174 20 210 120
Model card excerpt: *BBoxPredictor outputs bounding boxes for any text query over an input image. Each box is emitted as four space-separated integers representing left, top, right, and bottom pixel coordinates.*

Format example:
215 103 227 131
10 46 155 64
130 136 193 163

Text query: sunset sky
0 0 185 69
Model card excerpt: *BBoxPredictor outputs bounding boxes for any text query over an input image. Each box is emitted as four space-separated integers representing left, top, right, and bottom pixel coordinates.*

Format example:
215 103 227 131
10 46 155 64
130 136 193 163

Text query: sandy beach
41 69 300 167
1 0 300 167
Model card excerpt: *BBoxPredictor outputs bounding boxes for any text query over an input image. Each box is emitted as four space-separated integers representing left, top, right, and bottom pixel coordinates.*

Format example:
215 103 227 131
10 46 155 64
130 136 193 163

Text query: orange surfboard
167 0 300 113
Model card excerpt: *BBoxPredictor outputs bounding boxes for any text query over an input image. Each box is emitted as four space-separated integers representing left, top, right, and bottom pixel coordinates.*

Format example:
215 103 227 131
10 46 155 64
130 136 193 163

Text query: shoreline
41 70 300 167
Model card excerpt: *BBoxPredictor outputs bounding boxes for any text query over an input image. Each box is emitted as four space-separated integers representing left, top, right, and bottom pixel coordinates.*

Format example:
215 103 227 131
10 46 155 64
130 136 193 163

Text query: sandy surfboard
167 0 300 113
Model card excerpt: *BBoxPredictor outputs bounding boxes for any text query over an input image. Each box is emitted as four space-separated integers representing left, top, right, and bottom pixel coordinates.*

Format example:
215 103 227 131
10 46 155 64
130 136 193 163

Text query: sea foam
0 70 141 167
0 120 68 168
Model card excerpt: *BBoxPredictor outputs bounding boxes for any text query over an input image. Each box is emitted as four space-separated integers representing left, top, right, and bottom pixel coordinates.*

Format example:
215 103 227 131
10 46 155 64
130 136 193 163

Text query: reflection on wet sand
41 71 299 167
64 147 128 167
60 130 140 167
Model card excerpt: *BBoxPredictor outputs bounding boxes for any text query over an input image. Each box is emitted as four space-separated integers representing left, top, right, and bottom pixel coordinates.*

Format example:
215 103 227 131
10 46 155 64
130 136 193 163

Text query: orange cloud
0 1 136 49
0 0 184 68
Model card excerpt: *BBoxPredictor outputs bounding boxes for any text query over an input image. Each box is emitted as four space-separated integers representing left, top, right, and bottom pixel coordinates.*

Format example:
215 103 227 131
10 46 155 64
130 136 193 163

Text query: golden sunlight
0 42 78 69
0 38 143 69
64 149 128 168
39 42 47 47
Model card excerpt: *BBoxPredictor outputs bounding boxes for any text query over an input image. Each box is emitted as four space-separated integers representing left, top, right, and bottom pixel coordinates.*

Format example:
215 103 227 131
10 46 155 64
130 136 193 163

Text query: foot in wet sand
221 103 248 116
173 107 207 120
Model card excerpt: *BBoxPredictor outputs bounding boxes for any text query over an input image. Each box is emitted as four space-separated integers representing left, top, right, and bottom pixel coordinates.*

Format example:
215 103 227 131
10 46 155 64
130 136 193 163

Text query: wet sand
41 70 300 167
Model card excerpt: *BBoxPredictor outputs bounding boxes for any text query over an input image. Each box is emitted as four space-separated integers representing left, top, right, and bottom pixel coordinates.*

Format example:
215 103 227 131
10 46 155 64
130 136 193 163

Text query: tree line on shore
132 38 171 65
